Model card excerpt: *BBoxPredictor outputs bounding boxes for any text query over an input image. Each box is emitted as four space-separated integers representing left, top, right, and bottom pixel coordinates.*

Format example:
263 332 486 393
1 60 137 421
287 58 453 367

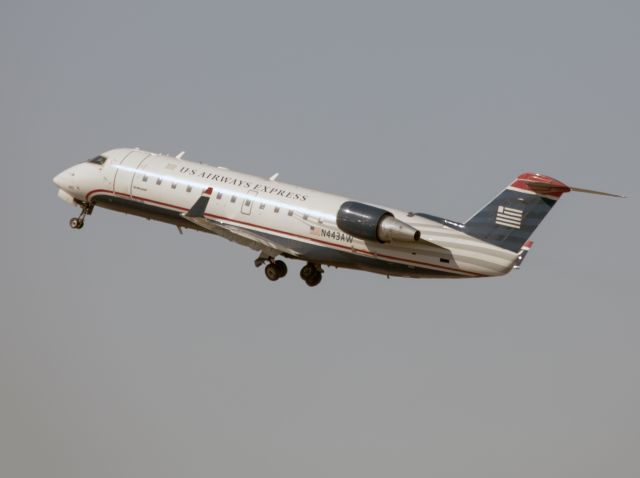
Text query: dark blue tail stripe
463 189 557 252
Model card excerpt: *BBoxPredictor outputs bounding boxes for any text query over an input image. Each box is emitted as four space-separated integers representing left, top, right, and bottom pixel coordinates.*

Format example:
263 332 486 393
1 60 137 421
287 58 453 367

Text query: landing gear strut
264 260 288 281
69 203 93 230
300 263 323 287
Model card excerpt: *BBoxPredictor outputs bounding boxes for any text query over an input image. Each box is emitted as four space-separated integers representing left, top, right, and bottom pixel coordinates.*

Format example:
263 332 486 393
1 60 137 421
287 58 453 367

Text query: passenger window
259 203 265 210
156 178 162 185
216 192 223 200
274 207 280 213
231 196 237 203
245 200 251 206
288 210 294 216
303 214 308 220
186 185 192 193
171 182 177 189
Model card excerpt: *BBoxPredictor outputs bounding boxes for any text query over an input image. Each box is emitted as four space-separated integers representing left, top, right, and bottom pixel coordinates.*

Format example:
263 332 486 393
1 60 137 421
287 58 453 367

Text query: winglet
184 187 213 218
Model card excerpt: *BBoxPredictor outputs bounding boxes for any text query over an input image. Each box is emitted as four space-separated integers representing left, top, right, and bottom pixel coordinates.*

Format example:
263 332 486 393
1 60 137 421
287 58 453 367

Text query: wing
182 188 301 258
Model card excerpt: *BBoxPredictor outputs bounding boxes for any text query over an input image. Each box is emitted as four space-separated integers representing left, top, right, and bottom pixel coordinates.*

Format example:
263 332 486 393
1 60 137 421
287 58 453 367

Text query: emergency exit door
241 190 259 215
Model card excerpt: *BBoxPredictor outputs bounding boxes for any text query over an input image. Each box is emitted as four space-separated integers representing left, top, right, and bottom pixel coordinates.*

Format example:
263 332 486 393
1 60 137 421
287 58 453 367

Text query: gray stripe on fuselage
247 229 463 278
91 194 468 278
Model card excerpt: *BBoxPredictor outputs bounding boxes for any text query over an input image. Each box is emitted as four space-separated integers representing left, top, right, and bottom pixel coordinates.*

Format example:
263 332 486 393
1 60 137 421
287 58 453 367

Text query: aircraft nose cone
53 171 65 188
53 166 76 189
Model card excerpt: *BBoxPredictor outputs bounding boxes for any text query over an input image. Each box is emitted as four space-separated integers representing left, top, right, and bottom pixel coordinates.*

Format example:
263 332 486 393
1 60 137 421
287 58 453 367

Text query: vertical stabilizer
463 173 571 252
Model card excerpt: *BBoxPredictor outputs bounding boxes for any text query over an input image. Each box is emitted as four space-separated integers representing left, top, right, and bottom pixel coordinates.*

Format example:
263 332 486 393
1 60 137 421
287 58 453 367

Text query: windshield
87 155 107 165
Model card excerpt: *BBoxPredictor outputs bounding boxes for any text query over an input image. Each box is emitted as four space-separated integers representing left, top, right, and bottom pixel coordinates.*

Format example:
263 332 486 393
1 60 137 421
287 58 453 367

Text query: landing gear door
112 150 150 198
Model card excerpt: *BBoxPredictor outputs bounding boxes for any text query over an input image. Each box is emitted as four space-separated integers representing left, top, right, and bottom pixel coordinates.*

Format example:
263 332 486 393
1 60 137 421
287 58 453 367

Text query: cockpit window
88 155 107 165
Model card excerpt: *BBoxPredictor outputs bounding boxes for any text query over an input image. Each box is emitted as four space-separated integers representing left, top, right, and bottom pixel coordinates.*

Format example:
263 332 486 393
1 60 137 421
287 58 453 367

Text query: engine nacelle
336 201 421 243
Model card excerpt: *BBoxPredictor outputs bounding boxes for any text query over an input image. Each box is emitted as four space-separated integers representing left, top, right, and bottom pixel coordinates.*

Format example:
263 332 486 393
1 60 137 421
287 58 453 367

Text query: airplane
53 147 624 286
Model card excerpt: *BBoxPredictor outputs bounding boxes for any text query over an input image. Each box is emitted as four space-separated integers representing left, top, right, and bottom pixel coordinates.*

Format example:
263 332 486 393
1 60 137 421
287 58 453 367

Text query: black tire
69 218 80 229
274 260 287 278
305 271 322 287
300 264 316 281
265 263 281 281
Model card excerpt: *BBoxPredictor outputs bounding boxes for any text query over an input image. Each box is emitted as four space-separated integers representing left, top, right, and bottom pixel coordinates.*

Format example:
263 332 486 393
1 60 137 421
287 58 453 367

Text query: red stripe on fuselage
86 189 484 277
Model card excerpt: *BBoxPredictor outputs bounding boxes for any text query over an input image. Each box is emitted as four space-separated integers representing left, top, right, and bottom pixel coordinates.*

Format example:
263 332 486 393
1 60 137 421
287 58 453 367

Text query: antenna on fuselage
176 151 186 160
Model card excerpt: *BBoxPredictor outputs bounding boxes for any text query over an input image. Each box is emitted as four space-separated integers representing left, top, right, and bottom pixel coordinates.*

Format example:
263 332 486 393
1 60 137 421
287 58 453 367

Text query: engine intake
336 201 421 243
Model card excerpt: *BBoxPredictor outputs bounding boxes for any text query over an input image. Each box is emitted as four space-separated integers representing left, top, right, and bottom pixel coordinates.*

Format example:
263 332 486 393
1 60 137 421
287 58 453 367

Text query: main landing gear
256 253 323 287
300 262 323 287
69 203 93 230
264 260 288 281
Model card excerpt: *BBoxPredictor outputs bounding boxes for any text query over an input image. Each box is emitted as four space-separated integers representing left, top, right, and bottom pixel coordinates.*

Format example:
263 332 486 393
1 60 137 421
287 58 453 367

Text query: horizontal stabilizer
568 187 626 198
518 175 626 199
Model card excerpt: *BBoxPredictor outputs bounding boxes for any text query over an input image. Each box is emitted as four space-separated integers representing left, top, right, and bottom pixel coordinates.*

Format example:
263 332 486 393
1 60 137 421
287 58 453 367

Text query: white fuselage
54 148 518 279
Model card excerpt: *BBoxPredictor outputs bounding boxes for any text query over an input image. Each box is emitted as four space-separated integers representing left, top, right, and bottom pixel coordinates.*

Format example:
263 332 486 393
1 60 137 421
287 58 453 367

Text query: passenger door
112 150 150 198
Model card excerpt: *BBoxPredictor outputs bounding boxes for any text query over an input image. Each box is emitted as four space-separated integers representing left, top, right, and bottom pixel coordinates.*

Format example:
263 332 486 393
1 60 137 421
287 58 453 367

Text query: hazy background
1 1 638 477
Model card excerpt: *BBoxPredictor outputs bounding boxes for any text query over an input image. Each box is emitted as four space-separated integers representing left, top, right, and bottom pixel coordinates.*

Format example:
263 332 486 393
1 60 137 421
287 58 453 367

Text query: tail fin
463 173 624 252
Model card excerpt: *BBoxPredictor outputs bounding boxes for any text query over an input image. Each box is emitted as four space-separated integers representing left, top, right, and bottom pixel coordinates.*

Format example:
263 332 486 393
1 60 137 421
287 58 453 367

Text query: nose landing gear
69 203 93 230
69 217 84 229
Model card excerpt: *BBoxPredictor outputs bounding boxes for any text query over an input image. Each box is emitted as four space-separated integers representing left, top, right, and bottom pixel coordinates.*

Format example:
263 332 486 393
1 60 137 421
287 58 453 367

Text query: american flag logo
310 225 321 236
496 206 523 229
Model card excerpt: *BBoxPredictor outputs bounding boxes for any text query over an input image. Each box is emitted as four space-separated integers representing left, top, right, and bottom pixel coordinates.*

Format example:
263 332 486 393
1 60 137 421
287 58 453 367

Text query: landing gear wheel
301 263 323 287
300 264 316 281
265 263 282 281
305 271 322 287
274 260 288 278
68 203 92 230
69 217 84 229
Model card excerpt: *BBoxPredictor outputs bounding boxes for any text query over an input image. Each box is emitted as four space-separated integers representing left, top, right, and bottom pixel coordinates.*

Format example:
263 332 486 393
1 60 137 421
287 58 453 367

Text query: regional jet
53 148 623 286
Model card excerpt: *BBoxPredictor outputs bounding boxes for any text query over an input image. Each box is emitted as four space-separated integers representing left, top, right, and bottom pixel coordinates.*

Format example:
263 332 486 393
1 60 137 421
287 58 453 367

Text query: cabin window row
142 175 193 191
139 176 302 216
142 175 309 214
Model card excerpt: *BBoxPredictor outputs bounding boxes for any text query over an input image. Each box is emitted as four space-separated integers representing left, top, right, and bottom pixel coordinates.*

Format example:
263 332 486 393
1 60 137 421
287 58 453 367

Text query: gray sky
2 1 638 477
